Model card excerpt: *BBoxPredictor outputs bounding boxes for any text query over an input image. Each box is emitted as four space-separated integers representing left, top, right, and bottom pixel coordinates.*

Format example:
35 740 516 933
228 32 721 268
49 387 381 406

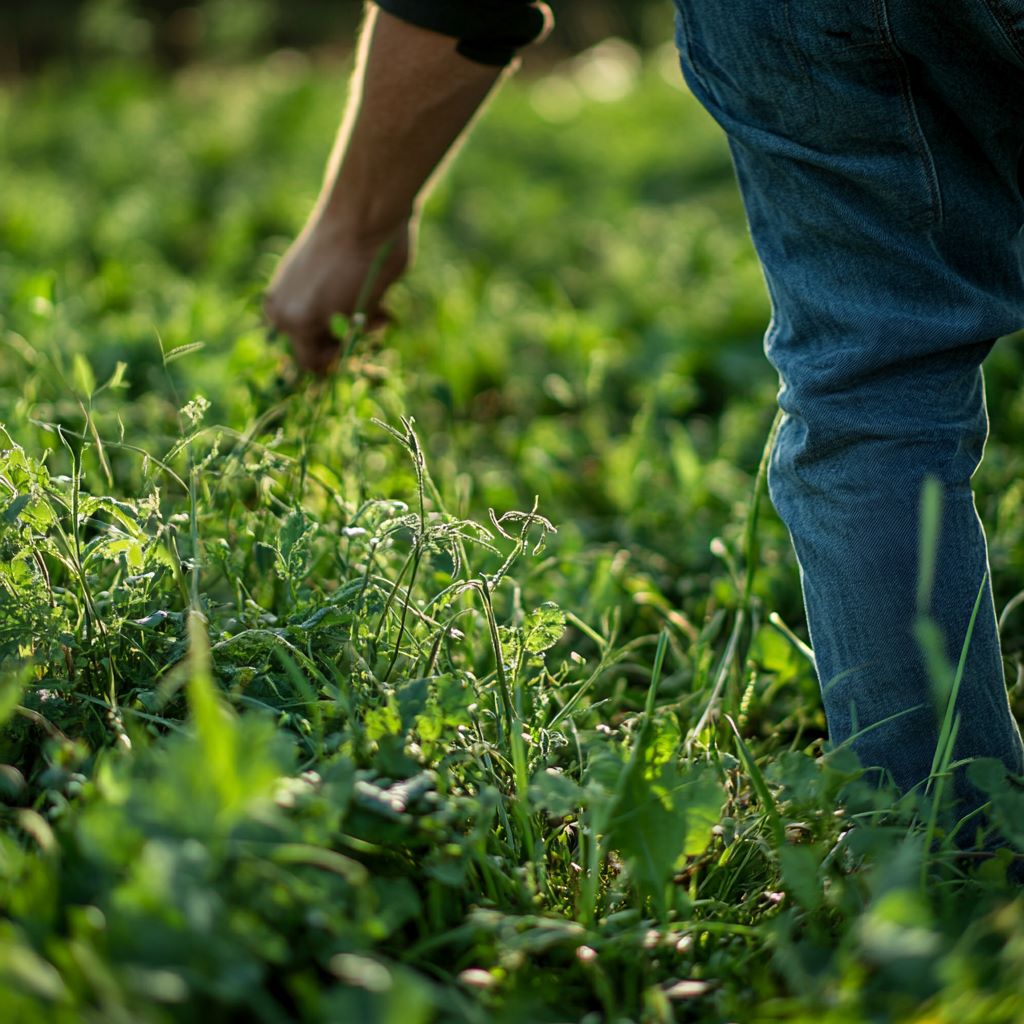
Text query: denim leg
768 331 1019 797
673 0 1024 799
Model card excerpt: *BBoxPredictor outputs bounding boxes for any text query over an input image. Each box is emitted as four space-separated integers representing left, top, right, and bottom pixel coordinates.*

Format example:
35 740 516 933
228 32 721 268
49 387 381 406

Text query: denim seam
978 0 1024 67
779 0 814 83
873 0 945 228
672 5 712 100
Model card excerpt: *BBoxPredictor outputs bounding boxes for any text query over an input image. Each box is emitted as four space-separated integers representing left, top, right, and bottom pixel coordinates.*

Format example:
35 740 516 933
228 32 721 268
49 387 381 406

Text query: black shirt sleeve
373 0 550 66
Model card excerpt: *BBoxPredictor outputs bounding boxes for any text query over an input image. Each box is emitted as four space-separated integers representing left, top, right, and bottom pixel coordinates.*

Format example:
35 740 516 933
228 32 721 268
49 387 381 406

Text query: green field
4 39 1024 1023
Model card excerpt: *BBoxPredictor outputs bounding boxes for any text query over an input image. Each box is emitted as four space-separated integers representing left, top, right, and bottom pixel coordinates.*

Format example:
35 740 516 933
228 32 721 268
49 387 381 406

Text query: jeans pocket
784 0 944 227
672 0 943 229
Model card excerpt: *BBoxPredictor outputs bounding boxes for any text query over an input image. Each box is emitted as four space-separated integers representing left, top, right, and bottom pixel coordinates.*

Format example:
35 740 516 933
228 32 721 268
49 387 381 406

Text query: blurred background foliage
1 0 672 74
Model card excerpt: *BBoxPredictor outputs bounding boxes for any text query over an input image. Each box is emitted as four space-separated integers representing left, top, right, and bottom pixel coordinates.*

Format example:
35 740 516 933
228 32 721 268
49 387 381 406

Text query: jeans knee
770 358 989 499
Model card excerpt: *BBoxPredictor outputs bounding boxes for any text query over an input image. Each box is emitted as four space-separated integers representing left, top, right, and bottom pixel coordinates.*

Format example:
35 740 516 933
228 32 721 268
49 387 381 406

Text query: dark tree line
1 0 669 75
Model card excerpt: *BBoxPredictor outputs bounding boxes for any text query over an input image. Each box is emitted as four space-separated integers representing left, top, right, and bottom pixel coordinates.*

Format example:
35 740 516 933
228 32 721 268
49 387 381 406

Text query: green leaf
604 717 725 916
498 625 523 673
523 602 566 654
727 714 784 845
79 496 143 535
0 923 67 1002
414 674 474 749
1 494 30 524
365 702 402 742
186 610 240 811
968 758 1024 848
529 767 584 817
104 537 145 570
277 509 313 579
751 625 797 676
766 750 825 807
396 678 429 732
329 312 351 340
102 360 129 391
0 668 28 730
778 843 822 910
128 610 171 629
72 352 96 396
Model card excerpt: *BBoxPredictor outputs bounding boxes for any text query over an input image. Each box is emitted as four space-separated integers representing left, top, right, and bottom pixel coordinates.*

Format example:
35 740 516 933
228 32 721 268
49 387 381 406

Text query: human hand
264 217 412 375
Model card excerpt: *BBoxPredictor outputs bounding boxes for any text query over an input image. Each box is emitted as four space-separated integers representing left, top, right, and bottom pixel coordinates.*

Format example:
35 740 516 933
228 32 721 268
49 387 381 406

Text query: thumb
290 328 341 377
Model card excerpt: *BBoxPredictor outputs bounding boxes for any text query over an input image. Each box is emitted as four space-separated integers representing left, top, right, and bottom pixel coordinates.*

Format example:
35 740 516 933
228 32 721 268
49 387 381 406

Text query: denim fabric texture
672 0 1024 807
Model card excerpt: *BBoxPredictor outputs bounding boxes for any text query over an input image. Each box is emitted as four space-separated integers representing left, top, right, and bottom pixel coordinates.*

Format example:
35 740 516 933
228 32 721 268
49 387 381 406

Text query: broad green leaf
969 758 1024 848
79 496 143 536
529 767 584 817
414 674 474 748
608 760 724 913
778 843 822 910
104 537 145 570
523 602 566 654
604 716 725 916
751 624 797 676
396 678 429 731
365 701 402 741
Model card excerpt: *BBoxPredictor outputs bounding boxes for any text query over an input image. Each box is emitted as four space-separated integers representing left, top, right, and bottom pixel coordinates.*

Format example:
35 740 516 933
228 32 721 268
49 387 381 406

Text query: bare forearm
266 5 530 373
314 7 505 239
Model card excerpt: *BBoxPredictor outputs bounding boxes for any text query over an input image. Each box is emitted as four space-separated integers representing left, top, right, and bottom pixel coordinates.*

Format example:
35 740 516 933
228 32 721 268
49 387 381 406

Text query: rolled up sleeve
373 0 551 66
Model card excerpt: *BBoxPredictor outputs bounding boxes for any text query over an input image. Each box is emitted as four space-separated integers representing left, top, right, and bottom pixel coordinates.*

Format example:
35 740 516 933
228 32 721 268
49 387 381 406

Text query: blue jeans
673 0 1024 806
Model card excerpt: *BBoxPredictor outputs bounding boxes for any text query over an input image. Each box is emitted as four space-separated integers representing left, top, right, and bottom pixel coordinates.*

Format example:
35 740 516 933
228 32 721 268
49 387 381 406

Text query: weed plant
3 43 1024 1024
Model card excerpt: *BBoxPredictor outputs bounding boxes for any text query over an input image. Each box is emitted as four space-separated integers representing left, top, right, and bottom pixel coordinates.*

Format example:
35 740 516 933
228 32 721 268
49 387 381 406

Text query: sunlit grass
2 46 1024 1024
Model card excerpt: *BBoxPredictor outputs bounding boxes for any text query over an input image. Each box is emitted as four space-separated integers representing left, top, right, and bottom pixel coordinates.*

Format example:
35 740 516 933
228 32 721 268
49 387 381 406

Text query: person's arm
264 4 550 374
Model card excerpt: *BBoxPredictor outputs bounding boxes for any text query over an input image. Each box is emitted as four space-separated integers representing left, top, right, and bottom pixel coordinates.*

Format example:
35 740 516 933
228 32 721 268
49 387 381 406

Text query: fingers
268 314 393 375
289 328 341 377
264 291 336 375
261 219 413 376
263 276 399 376
265 293 395 376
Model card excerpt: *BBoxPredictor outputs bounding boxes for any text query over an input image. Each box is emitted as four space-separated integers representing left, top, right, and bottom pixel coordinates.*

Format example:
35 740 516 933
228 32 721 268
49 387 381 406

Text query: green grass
3 42 1024 1024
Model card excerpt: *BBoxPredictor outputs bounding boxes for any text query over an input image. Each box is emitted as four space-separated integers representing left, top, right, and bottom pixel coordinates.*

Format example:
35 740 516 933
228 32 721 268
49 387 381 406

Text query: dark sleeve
373 0 550 66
